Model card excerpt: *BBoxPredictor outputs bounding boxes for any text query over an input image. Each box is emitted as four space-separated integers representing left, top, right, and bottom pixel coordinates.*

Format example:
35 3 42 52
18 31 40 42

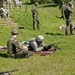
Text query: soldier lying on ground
7 30 33 58
21 35 60 52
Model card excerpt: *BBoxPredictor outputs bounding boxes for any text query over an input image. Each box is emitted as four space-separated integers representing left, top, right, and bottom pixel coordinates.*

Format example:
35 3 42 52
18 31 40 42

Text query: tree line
30 0 71 4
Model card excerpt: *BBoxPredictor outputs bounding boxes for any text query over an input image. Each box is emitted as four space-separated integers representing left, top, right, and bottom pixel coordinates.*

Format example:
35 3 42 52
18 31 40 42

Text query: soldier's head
34 2 39 6
68 2 73 9
68 2 72 7
62 1 64 4
1 4 5 8
11 30 18 35
36 35 44 44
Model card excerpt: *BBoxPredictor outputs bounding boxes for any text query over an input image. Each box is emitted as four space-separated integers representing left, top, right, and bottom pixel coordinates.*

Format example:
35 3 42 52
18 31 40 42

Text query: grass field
0 1 75 75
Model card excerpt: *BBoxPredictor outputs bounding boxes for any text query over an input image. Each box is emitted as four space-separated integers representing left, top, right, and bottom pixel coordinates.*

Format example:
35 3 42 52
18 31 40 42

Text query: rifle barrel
0 69 18 74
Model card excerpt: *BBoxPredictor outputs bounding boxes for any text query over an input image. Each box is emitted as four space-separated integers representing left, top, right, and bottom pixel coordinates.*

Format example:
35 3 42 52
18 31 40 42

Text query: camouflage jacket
7 36 23 55
31 6 38 17
64 6 73 19
21 38 45 51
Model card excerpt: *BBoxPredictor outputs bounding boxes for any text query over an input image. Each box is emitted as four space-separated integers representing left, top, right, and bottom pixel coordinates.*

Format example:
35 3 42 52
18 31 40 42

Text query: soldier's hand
23 46 28 51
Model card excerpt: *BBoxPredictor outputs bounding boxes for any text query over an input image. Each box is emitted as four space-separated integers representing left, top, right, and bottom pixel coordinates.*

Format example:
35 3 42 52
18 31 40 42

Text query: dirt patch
0 18 19 28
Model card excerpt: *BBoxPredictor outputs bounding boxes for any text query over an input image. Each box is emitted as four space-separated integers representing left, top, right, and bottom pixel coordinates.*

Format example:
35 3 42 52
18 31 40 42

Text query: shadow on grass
22 2 32 5
55 15 61 19
45 32 64 36
22 2 58 8
0 53 9 58
40 3 58 8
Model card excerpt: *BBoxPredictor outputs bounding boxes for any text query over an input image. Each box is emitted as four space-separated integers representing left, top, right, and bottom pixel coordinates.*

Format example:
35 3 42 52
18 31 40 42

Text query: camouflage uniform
22 35 56 51
0 5 9 20
64 3 73 35
59 2 65 20
6 0 12 10
14 0 22 9
31 2 40 30
7 30 33 58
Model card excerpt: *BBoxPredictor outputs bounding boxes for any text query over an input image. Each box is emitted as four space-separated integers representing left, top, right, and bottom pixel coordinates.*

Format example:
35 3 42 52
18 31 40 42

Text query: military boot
33 22 36 30
70 24 74 35
65 29 68 36
37 21 40 29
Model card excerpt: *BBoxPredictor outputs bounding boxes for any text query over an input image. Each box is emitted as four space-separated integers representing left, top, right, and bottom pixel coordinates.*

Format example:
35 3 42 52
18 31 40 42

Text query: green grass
0 1 75 75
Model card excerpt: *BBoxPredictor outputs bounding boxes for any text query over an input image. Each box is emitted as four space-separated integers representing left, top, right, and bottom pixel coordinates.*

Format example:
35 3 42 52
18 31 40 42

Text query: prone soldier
21 35 60 51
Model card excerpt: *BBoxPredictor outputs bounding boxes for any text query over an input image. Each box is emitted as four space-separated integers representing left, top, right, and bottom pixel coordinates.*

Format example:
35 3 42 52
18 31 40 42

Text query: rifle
47 42 61 51
0 69 18 75
33 43 61 56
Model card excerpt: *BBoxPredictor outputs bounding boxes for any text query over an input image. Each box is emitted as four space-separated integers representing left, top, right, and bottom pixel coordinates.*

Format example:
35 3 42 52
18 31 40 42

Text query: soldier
18 0 22 9
7 30 33 58
31 2 40 30
6 0 12 10
21 35 60 51
59 1 65 20
13 0 22 9
0 5 9 20
64 2 73 35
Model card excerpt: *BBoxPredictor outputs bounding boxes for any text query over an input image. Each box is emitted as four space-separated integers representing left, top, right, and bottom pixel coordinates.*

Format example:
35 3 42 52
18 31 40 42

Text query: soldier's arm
30 42 43 51
31 7 36 13
12 39 24 50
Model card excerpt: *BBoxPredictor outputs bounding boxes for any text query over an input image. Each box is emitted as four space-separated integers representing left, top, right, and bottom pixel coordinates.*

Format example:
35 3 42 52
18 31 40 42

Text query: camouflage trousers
10 49 33 58
32 16 40 30
65 19 73 35
6 2 12 10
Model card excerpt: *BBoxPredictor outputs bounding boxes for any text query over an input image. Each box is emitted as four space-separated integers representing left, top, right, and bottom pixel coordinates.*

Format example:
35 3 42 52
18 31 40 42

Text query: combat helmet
36 35 44 42
11 29 18 35
34 2 39 6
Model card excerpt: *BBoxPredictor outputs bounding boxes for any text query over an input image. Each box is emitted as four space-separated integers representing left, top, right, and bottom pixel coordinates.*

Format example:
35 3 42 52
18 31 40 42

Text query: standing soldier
59 1 65 20
31 2 40 30
6 0 12 10
18 0 22 9
64 2 73 35
13 0 22 9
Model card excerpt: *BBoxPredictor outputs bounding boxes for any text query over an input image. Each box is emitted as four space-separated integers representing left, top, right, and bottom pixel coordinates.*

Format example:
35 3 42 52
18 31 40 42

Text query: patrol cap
36 35 44 42
11 30 18 35
34 2 39 6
